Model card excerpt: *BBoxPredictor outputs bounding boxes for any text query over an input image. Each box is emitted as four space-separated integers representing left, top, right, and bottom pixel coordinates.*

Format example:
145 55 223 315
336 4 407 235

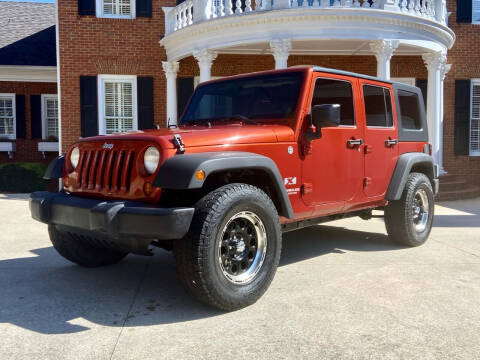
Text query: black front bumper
30 192 195 249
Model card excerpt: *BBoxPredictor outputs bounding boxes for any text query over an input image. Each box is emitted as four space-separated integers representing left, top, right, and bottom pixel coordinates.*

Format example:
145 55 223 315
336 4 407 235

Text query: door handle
385 139 398 147
347 138 364 147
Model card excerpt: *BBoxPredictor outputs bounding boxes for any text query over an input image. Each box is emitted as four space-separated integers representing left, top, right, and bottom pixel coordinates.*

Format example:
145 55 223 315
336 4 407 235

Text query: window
181 72 304 124
311 78 355 126
98 75 137 135
42 95 59 140
96 0 135 18
471 80 480 155
397 90 422 130
363 85 393 127
474 0 480 24
0 94 15 139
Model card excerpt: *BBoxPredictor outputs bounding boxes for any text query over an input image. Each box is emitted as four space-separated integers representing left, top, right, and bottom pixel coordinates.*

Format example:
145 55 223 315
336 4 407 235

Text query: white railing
165 0 447 35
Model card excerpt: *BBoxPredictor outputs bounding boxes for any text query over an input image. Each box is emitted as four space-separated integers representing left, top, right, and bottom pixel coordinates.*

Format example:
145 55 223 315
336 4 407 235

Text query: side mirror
312 104 341 129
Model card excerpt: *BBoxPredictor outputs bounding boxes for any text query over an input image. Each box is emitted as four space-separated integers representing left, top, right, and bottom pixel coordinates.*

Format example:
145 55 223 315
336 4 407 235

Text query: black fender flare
44 155 64 180
154 151 295 219
386 152 437 200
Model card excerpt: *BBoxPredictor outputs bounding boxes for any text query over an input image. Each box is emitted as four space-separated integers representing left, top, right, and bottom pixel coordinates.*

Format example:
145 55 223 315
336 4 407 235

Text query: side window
397 90 422 130
311 78 355 126
363 85 393 127
96 0 135 18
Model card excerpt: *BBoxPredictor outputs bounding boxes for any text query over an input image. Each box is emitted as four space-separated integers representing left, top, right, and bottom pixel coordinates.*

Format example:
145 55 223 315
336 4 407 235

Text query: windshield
181 72 304 125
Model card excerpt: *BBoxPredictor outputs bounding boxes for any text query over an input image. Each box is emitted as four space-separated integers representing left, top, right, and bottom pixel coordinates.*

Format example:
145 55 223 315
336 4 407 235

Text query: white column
270 39 291 69
162 60 180 126
422 51 446 174
369 40 399 80
438 62 451 175
193 49 218 83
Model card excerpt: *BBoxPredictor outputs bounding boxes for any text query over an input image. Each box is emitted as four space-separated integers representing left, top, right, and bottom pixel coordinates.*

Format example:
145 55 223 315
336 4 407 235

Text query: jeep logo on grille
102 143 114 150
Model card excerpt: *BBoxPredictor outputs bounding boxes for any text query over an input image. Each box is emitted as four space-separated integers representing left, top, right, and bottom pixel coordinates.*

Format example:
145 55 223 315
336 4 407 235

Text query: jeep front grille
75 149 135 192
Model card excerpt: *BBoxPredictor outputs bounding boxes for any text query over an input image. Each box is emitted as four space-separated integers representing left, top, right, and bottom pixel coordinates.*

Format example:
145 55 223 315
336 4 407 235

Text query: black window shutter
15 95 26 139
30 95 42 139
457 0 473 23
80 76 98 137
78 0 95 15
454 79 471 155
136 0 152 17
177 77 194 121
137 77 154 130
416 79 428 107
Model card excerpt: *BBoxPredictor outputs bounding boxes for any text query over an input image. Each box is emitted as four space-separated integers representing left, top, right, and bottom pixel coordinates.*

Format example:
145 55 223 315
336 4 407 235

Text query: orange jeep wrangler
30 66 437 310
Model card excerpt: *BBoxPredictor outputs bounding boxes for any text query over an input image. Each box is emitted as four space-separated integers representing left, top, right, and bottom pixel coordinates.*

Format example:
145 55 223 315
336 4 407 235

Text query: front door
360 81 399 198
301 75 364 214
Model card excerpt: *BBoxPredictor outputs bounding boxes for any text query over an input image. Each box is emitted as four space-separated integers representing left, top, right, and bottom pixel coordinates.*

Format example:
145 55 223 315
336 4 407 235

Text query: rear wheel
385 172 434 247
49 225 128 267
174 183 282 311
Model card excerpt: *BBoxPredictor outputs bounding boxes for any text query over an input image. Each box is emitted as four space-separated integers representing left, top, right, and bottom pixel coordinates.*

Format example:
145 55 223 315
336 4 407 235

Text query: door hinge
363 177 372 187
301 183 313 195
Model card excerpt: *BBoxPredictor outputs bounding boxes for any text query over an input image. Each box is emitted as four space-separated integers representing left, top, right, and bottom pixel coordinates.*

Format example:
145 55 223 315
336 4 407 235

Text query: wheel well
157 169 285 216
410 162 435 187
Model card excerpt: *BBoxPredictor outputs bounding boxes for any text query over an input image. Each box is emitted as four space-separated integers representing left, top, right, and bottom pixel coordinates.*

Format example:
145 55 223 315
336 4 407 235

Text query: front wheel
174 184 282 311
384 172 435 247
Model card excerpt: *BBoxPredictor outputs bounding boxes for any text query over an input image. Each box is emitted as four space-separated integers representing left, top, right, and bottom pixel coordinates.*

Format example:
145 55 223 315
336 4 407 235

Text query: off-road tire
48 225 128 267
385 172 434 247
174 183 282 311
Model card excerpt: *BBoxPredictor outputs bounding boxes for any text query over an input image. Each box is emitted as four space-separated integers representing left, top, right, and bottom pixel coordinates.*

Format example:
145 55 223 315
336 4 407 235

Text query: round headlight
144 146 160 174
70 147 80 169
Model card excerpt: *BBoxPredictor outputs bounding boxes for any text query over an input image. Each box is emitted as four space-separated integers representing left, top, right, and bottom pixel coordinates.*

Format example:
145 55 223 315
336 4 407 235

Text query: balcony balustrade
165 0 447 35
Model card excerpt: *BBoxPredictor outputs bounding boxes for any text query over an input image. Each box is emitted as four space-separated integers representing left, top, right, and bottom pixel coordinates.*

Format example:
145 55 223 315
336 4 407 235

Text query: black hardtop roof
291 65 418 90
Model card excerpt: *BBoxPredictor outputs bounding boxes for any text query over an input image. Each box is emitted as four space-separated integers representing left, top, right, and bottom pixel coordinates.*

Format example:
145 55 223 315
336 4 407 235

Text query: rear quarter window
398 90 421 130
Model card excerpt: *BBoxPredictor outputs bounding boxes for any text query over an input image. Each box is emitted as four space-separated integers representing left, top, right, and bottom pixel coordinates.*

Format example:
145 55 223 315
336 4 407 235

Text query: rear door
360 81 399 198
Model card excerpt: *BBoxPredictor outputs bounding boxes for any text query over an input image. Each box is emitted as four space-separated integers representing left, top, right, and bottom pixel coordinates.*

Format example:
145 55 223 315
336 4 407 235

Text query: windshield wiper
214 115 259 125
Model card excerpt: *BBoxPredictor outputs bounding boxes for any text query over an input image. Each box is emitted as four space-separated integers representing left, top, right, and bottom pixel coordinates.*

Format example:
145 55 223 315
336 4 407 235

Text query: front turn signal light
195 170 206 181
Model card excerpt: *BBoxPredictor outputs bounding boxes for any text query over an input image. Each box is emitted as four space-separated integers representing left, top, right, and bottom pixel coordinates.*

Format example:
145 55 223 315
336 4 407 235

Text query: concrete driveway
0 194 479 360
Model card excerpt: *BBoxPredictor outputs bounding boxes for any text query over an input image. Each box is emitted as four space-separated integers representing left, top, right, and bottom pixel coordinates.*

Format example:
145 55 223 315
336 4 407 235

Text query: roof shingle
0 1 55 49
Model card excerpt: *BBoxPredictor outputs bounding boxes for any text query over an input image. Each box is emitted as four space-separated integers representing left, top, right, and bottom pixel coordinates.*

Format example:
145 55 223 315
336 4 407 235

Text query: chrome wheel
218 211 267 284
412 188 429 233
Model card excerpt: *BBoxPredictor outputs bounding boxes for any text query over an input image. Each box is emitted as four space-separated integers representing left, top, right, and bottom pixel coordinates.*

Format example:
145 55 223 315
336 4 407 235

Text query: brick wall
0 81 57 164
57 0 176 153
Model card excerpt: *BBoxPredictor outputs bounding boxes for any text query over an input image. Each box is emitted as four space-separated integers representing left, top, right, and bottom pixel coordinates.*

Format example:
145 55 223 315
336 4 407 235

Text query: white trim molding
0 93 16 140
96 0 136 19
0 66 57 83
97 75 138 135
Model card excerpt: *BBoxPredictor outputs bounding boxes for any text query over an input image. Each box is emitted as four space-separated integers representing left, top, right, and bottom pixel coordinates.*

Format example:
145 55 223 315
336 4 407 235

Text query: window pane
364 85 393 127
0 97 14 137
398 90 421 130
45 98 59 139
473 0 480 23
103 80 134 134
471 84 480 154
311 78 355 126
103 0 131 16
181 72 303 124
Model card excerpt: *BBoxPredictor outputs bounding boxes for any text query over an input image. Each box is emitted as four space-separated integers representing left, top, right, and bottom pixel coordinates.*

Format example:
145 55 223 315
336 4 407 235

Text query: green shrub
0 162 48 193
